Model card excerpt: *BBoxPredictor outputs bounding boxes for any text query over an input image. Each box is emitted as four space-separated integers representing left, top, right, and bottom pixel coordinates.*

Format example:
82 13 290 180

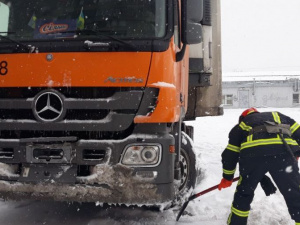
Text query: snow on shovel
176 177 240 221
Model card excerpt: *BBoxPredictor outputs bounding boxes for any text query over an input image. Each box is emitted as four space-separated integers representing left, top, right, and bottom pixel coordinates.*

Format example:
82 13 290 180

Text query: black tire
178 132 197 194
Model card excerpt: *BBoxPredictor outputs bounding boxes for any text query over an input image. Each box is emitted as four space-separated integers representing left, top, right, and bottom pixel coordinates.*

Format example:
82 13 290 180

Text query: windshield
0 0 166 41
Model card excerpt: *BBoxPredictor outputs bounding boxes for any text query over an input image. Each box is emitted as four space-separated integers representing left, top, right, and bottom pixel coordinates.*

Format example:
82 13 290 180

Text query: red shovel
176 177 240 221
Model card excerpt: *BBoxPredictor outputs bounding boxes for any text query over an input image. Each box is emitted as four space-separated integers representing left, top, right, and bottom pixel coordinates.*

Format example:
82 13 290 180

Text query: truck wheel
178 133 197 193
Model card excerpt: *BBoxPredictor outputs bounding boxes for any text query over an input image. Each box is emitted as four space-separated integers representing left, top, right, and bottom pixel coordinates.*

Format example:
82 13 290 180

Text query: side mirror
181 0 203 44
0 3 9 35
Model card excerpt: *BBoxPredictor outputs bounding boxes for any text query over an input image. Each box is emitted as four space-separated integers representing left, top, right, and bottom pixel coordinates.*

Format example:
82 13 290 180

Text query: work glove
260 175 277 196
218 178 233 190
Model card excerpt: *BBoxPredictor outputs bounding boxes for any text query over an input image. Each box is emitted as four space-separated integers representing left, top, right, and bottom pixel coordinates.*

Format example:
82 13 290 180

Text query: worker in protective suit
218 108 300 225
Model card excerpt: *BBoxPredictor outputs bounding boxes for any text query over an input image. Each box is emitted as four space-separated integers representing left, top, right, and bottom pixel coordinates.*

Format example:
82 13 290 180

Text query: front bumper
0 164 174 204
0 133 175 205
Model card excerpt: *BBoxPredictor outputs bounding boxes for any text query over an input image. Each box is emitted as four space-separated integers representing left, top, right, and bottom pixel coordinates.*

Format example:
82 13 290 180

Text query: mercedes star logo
33 90 65 122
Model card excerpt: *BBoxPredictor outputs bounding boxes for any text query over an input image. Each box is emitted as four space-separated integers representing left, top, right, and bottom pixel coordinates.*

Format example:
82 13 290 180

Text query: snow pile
0 163 19 178
223 71 300 82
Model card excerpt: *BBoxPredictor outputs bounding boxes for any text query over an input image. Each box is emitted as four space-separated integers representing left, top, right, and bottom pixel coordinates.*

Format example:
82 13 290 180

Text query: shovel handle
193 176 240 199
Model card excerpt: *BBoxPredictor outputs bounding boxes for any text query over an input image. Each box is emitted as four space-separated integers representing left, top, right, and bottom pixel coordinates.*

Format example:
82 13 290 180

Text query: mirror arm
176 43 187 62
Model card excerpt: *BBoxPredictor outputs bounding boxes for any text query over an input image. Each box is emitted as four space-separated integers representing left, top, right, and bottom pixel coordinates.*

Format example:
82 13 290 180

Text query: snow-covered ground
0 108 299 225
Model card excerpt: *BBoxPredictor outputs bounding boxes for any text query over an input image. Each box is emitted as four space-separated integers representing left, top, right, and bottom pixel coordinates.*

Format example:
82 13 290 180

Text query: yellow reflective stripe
237 176 242 186
295 222 300 225
291 122 300 134
282 139 297 145
272 112 281 124
239 122 252 131
223 168 236 175
227 213 232 225
226 144 240 153
231 205 249 217
241 138 298 150
247 134 253 142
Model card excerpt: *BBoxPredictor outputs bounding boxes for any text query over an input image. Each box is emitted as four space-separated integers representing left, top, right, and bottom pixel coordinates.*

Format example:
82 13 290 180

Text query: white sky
221 0 300 73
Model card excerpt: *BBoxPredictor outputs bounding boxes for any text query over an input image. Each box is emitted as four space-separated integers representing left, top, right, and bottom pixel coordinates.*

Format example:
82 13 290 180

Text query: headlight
121 145 161 167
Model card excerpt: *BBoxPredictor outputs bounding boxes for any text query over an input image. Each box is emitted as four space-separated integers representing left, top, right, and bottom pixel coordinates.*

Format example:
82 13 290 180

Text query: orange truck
0 0 222 205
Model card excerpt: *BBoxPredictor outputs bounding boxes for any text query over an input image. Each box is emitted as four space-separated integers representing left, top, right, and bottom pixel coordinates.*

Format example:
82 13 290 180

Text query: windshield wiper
77 29 136 50
45 29 136 50
0 33 36 53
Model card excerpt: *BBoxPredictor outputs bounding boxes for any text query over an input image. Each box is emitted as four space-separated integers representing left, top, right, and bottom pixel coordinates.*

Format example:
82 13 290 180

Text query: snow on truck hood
0 52 152 87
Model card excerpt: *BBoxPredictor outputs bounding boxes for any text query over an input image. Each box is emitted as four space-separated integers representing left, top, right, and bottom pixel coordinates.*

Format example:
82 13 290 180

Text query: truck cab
0 0 221 205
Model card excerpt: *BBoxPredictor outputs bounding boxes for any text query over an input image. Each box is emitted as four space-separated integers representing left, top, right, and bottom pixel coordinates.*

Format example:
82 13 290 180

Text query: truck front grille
0 87 159 140
83 149 106 161
0 109 110 121
0 148 14 159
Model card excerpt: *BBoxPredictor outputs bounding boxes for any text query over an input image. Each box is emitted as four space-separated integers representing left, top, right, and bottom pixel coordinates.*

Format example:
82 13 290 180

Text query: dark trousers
227 153 300 225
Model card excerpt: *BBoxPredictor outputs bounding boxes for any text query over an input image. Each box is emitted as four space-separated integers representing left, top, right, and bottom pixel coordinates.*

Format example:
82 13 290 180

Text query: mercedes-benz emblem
33 90 65 122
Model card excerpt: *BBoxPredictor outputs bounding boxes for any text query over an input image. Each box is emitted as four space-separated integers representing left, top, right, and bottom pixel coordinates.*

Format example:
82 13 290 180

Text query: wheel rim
179 149 189 191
